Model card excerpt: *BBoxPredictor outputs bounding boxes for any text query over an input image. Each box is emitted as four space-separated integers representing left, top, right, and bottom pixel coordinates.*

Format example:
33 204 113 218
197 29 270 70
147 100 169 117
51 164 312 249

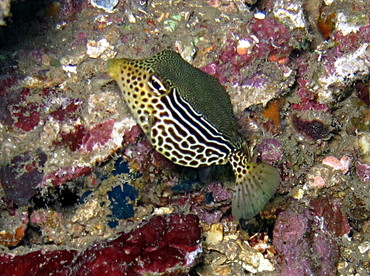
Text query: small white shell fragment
126 11 136 24
86 38 115 60
175 40 196 63
206 223 224 245
291 187 304 199
238 39 251 49
355 132 370 163
272 0 307 29
23 76 42 88
237 39 253 55
185 245 203 266
250 35 259 43
62 64 77 74
153 207 174 215
256 253 275 272
282 66 293 78
358 241 370 254
90 0 118 13
324 0 334 4
254 11 266 20
336 12 364 35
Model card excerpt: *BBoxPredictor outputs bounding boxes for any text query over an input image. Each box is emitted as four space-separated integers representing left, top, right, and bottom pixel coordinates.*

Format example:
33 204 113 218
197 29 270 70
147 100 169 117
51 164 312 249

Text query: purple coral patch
273 207 313 275
49 98 82 121
292 115 330 140
257 138 283 164
0 150 47 206
0 250 78 276
205 182 233 203
200 15 293 86
356 161 370 182
249 17 292 59
310 197 351 236
273 202 340 275
355 83 370 106
58 125 87 151
291 78 329 111
0 214 202 275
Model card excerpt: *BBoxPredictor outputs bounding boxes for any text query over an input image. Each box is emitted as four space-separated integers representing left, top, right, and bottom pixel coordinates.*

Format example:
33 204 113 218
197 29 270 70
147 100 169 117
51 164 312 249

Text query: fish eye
148 75 167 95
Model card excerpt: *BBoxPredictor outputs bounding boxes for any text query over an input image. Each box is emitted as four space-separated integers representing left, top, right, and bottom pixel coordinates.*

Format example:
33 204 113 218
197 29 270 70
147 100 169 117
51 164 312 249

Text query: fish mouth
106 58 123 80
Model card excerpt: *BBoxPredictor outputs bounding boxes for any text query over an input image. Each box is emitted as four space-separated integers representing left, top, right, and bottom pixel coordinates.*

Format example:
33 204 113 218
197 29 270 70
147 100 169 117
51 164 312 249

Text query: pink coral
43 166 92 186
273 206 314 275
80 119 115 152
322 155 352 174
291 78 329 111
0 151 47 205
257 138 283 165
11 102 42 132
205 182 232 203
312 175 326 188
49 98 82 121
201 14 294 86
56 120 116 152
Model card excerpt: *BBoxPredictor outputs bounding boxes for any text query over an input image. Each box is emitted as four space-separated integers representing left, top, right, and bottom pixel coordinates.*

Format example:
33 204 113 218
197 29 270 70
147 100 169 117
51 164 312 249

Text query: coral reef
0 0 369 274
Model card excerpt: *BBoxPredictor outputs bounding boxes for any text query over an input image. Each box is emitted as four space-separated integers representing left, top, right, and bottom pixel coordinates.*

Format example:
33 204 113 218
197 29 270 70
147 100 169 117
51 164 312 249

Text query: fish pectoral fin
231 162 280 221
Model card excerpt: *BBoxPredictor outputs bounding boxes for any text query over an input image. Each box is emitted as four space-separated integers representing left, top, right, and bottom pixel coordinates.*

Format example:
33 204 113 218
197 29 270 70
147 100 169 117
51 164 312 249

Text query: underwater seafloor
0 0 369 275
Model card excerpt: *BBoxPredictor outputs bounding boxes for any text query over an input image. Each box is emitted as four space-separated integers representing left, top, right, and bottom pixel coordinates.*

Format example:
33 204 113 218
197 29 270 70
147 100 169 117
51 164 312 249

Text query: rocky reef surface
0 0 369 275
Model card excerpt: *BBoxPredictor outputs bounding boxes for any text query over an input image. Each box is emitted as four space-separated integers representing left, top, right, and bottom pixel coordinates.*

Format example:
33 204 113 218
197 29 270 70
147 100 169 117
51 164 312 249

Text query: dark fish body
108 50 280 220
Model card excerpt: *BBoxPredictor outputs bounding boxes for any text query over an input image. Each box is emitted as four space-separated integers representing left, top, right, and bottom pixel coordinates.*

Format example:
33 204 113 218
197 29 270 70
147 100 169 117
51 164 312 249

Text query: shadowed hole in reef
240 216 276 236
19 184 81 248
30 182 81 209
0 0 60 50
23 225 43 247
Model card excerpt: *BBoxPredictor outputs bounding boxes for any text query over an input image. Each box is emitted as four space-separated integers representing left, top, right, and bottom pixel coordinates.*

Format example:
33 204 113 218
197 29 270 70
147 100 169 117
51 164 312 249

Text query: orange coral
261 98 285 133
0 226 26 247
317 2 336 40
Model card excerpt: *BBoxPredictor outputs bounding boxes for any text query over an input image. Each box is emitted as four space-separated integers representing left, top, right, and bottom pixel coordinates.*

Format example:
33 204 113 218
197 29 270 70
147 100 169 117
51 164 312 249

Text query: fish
107 50 280 221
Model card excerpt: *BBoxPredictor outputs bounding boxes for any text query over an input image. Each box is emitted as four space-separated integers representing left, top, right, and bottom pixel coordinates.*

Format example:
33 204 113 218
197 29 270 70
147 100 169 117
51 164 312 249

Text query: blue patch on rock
171 179 203 194
112 157 130 175
204 192 214 204
79 190 93 204
107 183 138 228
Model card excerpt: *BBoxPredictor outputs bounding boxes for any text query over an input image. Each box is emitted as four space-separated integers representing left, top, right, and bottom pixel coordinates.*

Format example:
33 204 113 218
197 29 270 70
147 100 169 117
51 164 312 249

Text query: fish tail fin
229 151 280 221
